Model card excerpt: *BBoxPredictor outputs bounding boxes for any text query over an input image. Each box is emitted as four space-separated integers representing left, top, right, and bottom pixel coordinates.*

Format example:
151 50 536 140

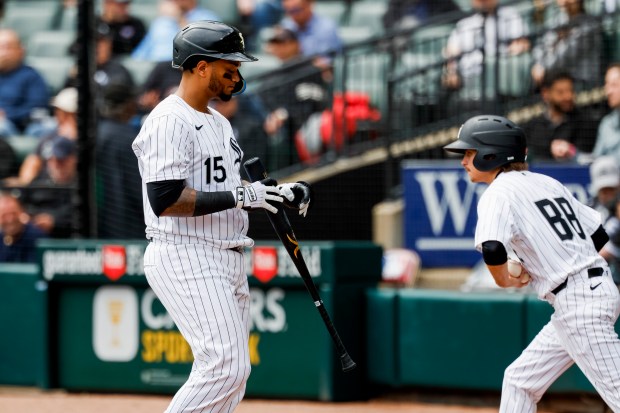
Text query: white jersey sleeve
133 113 191 183
474 189 515 252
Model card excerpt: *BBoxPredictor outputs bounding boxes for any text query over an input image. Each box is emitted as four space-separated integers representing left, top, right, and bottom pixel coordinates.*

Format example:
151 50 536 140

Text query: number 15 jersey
475 170 606 298
132 94 253 249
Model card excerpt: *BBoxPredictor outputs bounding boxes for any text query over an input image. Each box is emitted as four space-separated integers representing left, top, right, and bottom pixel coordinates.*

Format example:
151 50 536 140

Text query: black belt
229 246 244 254
552 267 604 295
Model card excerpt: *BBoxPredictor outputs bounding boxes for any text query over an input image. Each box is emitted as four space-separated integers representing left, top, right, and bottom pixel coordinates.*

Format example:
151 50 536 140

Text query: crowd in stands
1 0 620 265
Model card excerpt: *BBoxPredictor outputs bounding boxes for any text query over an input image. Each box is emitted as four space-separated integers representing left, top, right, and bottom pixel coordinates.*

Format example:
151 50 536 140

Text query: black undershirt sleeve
147 180 185 217
591 225 609 252
481 240 508 266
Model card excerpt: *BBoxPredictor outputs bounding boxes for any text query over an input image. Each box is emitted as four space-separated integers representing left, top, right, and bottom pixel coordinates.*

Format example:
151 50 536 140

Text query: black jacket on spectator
0 222 45 263
522 109 599 162
21 182 76 239
96 16 146 56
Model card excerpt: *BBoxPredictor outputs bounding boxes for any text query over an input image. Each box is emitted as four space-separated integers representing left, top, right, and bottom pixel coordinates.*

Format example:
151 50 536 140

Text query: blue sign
402 161 592 267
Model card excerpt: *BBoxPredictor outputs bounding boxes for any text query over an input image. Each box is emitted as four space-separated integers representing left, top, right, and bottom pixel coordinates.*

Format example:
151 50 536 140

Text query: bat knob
340 353 357 372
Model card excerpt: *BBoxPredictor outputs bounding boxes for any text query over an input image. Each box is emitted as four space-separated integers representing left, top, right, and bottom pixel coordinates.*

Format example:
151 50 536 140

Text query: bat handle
340 353 357 372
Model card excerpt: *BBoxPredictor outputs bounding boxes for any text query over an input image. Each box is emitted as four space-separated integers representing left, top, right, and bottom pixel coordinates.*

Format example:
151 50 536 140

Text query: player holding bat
132 20 311 413
444 115 620 412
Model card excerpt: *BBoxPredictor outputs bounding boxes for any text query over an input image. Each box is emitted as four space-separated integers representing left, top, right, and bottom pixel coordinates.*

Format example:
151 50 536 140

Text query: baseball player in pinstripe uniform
445 115 620 412
132 21 311 412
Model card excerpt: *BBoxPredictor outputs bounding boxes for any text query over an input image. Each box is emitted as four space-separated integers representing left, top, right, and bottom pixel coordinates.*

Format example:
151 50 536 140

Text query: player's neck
176 82 213 113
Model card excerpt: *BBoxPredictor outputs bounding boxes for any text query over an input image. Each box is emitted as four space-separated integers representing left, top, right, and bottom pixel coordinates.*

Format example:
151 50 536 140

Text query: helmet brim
219 51 258 62
443 139 474 154
171 51 259 69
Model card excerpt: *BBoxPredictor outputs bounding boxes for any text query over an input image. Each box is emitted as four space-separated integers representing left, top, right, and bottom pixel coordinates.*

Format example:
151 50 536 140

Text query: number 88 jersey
474 170 606 298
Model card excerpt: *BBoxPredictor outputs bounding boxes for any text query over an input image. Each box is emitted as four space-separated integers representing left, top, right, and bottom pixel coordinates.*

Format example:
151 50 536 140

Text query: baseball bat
243 157 357 373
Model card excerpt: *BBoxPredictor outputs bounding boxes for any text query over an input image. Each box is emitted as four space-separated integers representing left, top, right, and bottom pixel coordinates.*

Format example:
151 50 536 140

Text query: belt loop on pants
552 267 604 295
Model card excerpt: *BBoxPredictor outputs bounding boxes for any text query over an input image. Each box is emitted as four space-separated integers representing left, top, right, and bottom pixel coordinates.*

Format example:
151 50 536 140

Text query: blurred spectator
0 192 46 263
238 0 284 51
67 23 135 112
382 0 461 31
258 26 329 168
588 155 620 223
175 0 220 22
442 0 529 108
210 95 271 175
96 83 144 239
0 29 50 138
5 88 78 187
138 61 182 115
531 0 602 89
97 0 147 56
592 64 620 165
280 0 343 61
0 139 16 179
21 136 77 238
522 70 598 162
131 0 183 62
600 197 620 285
588 156 620 284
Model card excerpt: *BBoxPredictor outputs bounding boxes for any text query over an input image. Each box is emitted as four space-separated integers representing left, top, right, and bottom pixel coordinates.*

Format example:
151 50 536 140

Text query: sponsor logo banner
403 161 590 267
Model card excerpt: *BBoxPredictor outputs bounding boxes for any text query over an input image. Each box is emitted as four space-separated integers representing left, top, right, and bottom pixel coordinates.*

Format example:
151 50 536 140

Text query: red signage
252 247 278 283
102 245 126 281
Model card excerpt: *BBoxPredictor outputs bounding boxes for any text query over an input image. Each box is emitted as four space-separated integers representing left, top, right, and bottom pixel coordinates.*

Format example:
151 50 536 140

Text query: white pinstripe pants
500 267 620 412
144 242 251 413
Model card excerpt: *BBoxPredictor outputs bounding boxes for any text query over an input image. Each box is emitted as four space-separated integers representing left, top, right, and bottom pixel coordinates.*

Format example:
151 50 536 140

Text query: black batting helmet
172 21 257 94
443 115 527 171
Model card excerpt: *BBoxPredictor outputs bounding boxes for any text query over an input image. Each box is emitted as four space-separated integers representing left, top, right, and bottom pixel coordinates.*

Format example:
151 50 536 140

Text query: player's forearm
160 187 237 217
160 187 197 217
487 264 526 288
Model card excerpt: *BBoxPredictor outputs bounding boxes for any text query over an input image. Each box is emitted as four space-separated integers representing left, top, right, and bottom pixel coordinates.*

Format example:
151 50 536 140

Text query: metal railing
245 1 617 182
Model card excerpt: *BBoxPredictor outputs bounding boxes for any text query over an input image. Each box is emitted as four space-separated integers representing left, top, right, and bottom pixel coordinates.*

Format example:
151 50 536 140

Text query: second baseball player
445 115 620 412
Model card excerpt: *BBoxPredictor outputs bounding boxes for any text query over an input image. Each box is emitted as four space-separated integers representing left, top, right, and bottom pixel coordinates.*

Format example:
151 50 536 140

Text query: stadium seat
3 1 60 44
347 1 387 36
119 57 157 88
240 53 281 81
25 56 74 95
202 0 240 25
343 52 390 113
240 56 282 93
56 5 77 31
314 1 349 25
6 135 40 166
130 3 161 28
338 26 376 46
27 30 75 58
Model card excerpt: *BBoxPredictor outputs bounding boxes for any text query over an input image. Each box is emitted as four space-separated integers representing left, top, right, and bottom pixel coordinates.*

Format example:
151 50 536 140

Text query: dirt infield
0 386 591 413
0 390 493 413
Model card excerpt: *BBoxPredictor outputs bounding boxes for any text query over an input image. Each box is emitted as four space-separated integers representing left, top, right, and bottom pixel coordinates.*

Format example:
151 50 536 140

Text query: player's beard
209 77 233 102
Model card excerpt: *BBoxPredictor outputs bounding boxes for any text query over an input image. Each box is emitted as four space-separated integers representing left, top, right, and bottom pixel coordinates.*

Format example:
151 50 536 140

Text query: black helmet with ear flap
443 115 527 171
172 20 257 95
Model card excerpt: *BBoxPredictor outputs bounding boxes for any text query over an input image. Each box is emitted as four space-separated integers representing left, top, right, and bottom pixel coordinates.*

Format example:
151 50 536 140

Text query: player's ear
196 60 210 77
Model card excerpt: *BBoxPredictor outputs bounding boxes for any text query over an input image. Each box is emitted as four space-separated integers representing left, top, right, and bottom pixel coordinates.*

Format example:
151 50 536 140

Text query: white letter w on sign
414 171 481 235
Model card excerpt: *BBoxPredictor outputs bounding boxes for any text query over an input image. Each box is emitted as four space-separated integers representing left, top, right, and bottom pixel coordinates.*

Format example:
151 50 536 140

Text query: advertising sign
403 161 591 267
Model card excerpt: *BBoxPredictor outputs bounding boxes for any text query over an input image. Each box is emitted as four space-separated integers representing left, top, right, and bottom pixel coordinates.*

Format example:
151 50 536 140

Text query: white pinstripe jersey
132 94 253 249
475 170 606 298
